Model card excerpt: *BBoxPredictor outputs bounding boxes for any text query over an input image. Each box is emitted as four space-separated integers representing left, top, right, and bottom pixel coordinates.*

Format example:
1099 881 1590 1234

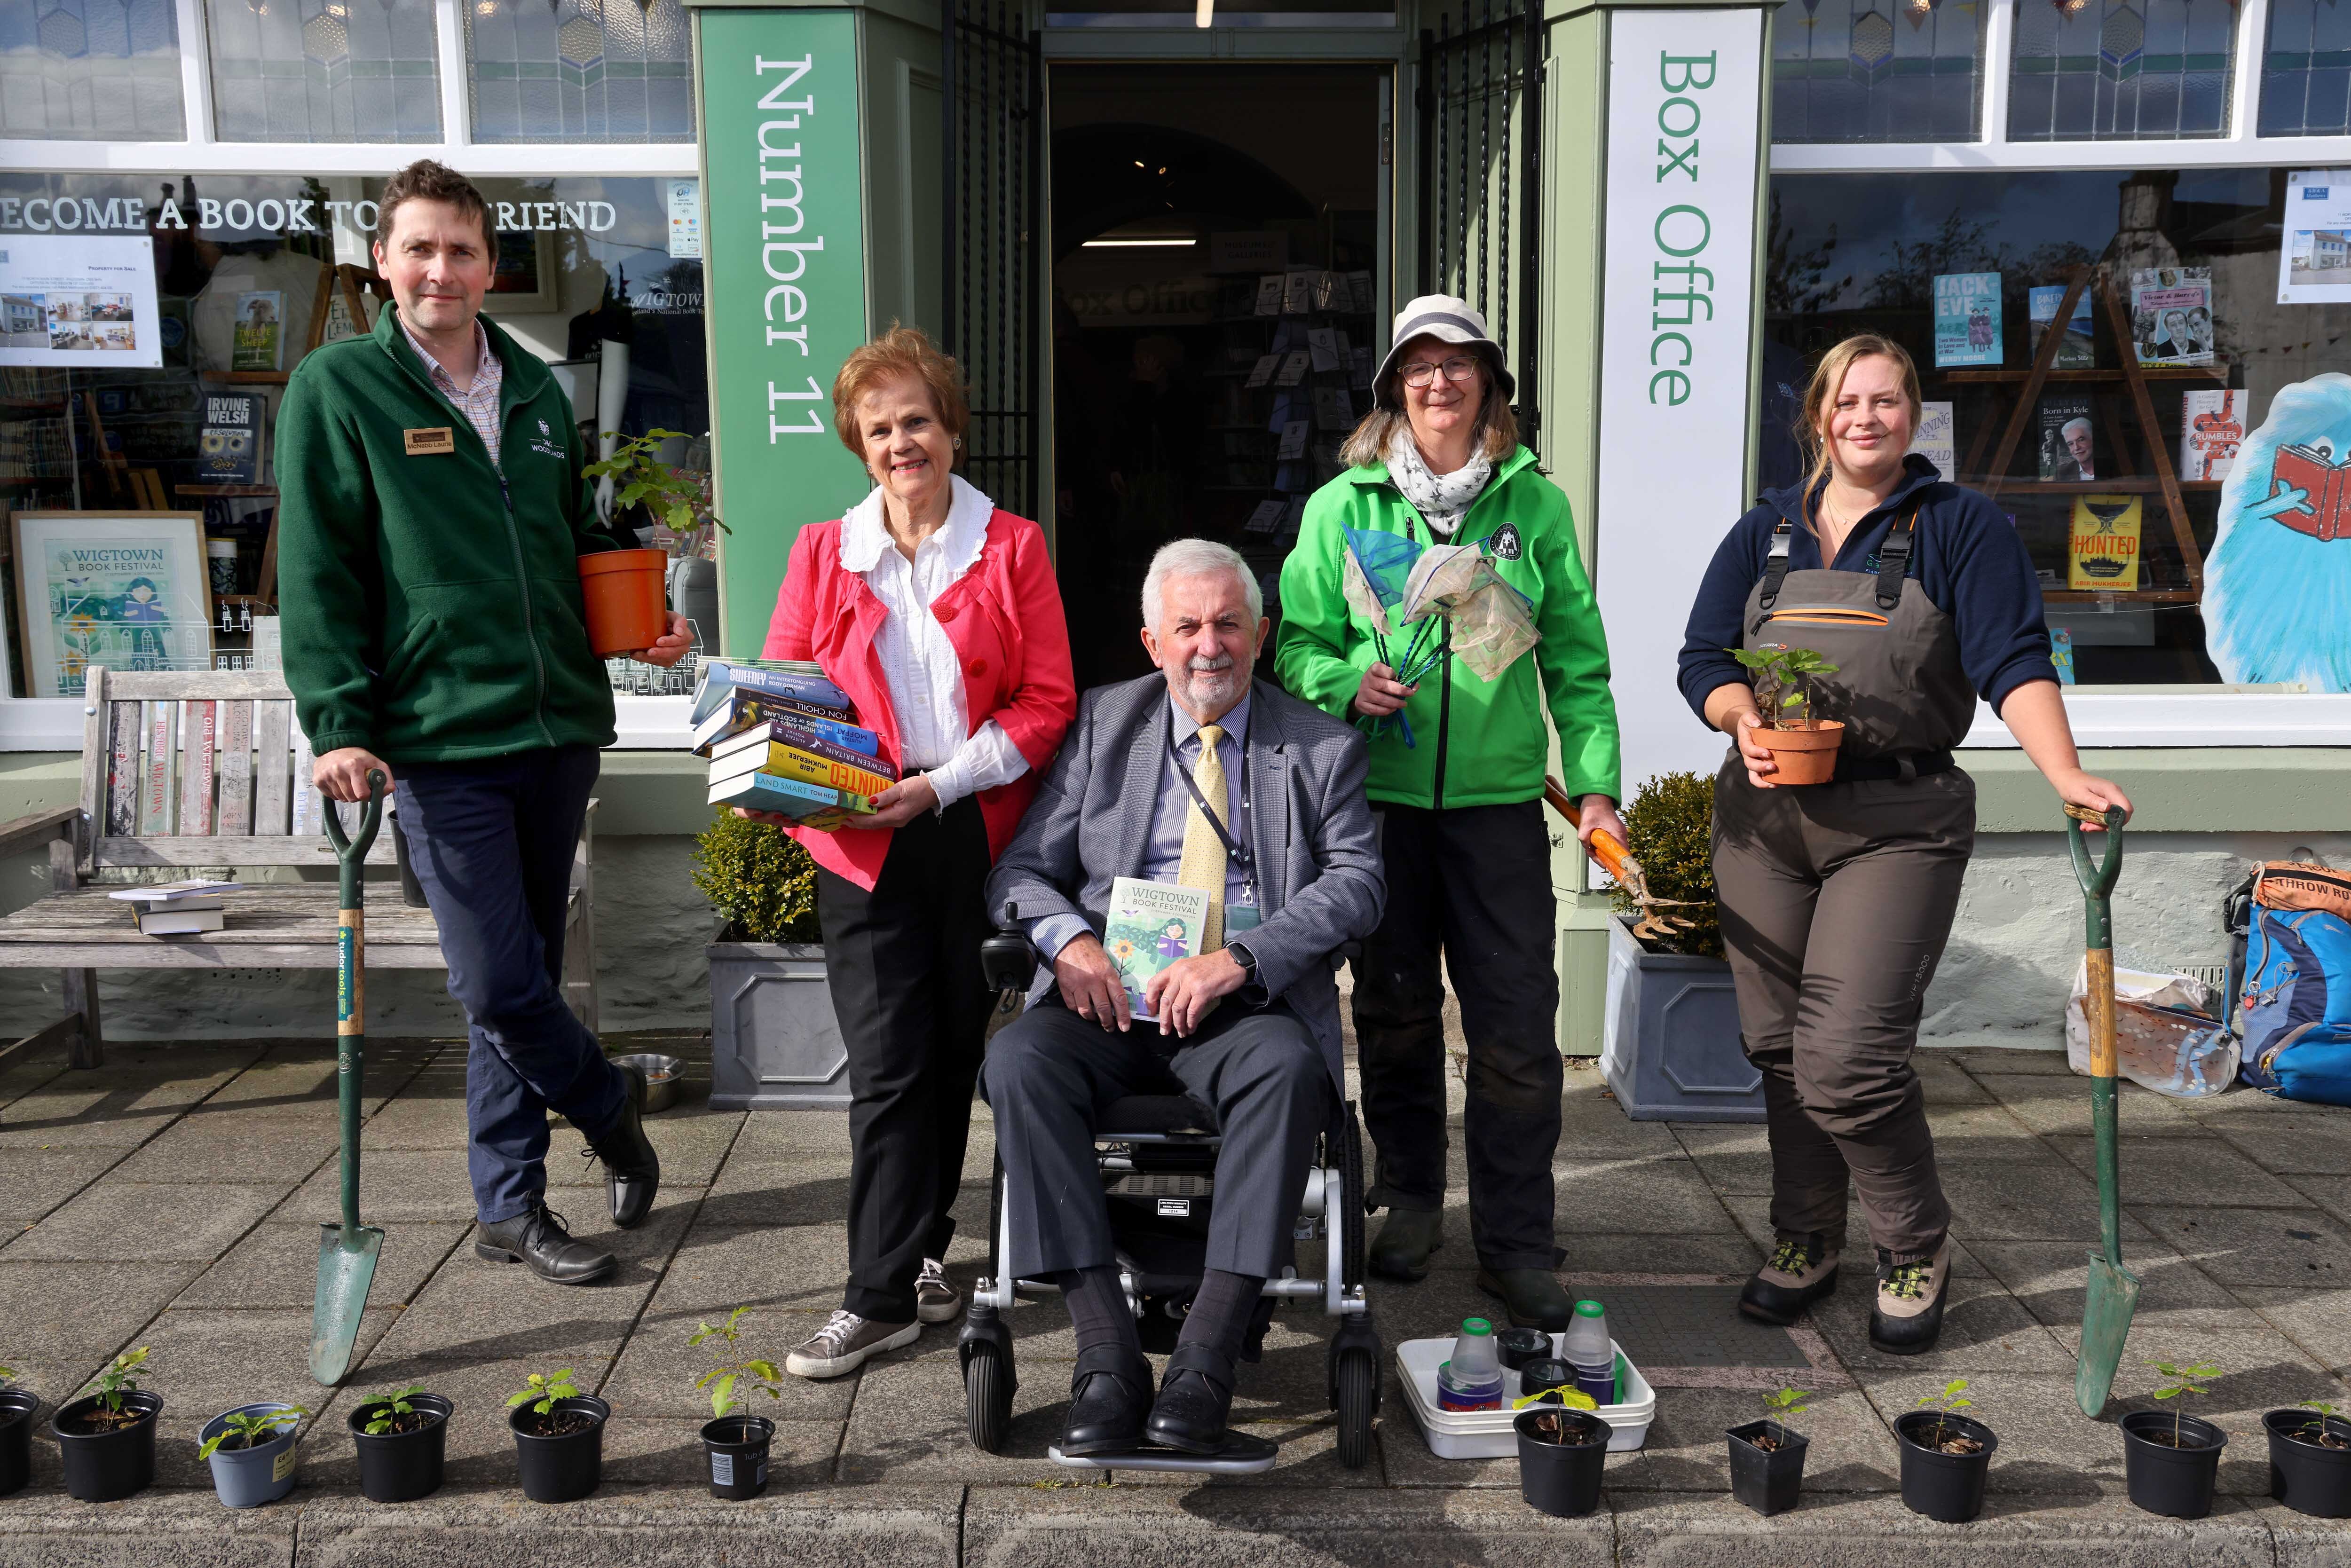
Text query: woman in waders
1678 335 2129 1354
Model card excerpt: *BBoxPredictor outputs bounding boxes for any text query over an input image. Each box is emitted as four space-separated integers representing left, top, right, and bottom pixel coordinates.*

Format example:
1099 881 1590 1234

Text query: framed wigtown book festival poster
9 511 214 698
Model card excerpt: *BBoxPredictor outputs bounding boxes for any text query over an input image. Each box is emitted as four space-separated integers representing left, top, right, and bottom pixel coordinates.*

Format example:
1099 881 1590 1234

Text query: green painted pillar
1536 0 1778 1055
689 0 946 656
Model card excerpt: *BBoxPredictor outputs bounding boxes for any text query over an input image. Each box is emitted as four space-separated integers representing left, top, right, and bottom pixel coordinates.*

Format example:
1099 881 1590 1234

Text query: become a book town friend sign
1594 5 1767 788
700 8 870 656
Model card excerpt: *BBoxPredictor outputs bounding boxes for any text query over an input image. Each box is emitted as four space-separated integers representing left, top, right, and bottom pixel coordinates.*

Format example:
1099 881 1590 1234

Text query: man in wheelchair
979 538 1385 1458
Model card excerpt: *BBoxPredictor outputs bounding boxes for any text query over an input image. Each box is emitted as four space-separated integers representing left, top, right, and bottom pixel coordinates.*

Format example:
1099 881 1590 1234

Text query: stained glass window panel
466 0 693 144
0 0 185 140
2008 0 2236 141
2258 0 2351 137
205 0 442 143
1771 0 1986 142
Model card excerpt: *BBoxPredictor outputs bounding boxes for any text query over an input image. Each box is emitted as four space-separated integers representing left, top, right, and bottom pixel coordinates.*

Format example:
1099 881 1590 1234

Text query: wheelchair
959 911 1382 1473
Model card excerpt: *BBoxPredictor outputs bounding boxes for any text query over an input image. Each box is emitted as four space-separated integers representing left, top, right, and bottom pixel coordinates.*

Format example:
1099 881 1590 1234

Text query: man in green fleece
277 159 692 1286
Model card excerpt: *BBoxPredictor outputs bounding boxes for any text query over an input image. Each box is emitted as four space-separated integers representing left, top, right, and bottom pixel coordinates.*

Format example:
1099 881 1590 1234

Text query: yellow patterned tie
1176 724 1228 953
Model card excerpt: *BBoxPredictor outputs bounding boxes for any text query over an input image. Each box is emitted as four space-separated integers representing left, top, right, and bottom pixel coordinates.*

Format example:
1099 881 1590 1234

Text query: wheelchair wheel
965 1339 1013 1453
1334 1346 1376 1469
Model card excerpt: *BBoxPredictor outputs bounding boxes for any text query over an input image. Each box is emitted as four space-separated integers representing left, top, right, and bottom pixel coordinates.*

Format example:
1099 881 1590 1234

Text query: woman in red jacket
757 326 1077 1380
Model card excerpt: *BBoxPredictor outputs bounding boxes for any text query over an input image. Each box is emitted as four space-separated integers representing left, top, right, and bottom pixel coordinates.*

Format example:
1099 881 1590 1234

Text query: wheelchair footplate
1047 1429 1278 1474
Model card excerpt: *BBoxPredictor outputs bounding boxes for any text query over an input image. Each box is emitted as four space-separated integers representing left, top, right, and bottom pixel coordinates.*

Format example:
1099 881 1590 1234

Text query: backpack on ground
2235 860 2351 1105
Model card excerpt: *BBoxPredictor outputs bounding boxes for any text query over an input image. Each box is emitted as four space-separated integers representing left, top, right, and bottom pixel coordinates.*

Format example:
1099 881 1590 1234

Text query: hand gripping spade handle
311 771 387 1387
2067 800 2139 1418
1542 776 1707 942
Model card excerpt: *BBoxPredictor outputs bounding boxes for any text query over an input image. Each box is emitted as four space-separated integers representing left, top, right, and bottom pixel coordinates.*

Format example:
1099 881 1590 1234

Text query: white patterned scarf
1386 426 1492 539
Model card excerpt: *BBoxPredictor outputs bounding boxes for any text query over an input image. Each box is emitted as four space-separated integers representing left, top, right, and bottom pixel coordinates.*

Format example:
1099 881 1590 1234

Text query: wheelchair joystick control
981 901 1036 1042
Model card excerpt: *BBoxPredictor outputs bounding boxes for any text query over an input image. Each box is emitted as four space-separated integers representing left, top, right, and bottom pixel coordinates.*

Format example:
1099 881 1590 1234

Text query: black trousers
815 794 994 1323
1351 800 1563 1271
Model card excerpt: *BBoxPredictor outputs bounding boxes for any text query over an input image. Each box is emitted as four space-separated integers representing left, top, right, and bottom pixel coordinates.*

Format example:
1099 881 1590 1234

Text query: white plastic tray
1396 1334 1655 1458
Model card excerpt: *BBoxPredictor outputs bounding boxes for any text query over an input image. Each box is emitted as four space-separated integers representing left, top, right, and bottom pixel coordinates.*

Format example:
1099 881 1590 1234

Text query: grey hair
1142 537 1262 627
2061 417 2092 441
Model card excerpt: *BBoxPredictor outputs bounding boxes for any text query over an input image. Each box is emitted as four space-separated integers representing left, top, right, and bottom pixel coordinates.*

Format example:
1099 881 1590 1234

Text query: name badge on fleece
403 427 455 456
1225 904 1262 934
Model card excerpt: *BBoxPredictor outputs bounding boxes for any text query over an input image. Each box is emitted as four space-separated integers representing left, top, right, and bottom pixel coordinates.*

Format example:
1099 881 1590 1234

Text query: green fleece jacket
1275 446 1622 810
276 303 634 764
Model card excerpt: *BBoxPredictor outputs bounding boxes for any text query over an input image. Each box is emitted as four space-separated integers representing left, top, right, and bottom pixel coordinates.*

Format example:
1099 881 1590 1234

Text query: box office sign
1594 5 1767 787
699 7 872 657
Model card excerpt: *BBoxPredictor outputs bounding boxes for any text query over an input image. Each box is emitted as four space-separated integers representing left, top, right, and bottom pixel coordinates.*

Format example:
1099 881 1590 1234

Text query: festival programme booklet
1103 877 1213 1023
1932 272 2003 368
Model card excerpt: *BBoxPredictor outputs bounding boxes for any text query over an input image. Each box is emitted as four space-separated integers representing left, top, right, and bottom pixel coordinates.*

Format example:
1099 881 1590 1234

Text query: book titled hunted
198 393 265 485
1103 877 1212 1023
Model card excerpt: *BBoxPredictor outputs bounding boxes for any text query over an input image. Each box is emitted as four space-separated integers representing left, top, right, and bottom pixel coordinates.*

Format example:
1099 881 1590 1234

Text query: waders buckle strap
1758 520 1795 609
1874 505 1921 611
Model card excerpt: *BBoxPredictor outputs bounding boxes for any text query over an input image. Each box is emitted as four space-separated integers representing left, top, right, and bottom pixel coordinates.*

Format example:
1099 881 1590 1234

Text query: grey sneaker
915 1258 962 1324
785 1309 918 1379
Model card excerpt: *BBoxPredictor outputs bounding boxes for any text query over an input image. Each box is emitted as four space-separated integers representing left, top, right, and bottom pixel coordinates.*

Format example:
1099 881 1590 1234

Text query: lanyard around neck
1165 705 1250 869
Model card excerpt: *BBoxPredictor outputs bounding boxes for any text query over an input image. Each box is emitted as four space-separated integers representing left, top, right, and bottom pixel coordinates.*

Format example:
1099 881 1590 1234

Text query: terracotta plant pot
578 548 669 656
1753 720 1845 786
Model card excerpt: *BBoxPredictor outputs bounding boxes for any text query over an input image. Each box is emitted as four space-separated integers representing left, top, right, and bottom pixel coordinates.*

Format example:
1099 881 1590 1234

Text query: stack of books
691 660 888 829
111 878 243 936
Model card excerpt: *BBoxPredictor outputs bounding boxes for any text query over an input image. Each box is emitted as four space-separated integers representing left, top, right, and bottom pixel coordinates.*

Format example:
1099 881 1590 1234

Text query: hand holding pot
625 611 694 668
1730 710 1780 789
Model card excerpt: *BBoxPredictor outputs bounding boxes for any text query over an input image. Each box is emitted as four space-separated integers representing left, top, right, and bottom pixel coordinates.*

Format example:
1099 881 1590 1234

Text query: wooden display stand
1950 264 2225 606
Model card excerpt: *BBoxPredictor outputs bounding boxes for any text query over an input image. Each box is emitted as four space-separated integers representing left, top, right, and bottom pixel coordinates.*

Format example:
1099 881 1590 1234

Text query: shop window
1762 168 2351 691
2007 0 2236 141
204 0 442 143
0 0 186 140
0 173 707 699
2258 0 2351 137
1768 0 1984 143
465 0 693 144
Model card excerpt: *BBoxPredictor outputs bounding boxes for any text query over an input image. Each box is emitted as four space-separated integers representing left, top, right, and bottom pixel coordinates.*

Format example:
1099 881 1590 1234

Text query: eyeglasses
1398 355 1483 389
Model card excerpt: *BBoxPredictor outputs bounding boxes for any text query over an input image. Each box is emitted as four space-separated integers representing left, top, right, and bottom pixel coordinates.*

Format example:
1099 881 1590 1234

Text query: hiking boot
784 1310 919 1380
1739 1234 1841 1326
1368 1206 1444 1282
915 1258 962 1325
1475 1266 1573 1332
1869 1238 1952 1355
474 1205 615 1285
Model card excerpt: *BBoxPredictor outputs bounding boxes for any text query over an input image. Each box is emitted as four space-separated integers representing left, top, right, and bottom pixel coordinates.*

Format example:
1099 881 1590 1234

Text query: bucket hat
1373 294 1515 411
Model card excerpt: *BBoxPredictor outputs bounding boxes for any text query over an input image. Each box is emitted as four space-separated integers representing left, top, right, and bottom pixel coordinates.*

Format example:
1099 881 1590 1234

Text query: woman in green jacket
1276 296 1623 1331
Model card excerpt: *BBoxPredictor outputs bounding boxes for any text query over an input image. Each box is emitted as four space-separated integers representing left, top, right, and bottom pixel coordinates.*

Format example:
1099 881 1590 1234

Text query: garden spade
312 771 387 1387
1543 776 1706 943
2068 799 2140 1418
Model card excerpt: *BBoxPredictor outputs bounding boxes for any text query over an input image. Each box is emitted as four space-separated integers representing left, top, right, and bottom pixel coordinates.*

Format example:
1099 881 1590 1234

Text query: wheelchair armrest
981 900 1039 993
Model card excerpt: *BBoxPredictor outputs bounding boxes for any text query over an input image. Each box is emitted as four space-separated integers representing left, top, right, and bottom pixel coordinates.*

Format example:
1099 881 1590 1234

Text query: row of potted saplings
1513 1362 2351 1523
0 1308 786 1508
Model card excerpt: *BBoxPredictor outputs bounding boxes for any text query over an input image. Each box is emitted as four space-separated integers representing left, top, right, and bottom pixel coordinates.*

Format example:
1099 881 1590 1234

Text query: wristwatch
1226 938 1261 987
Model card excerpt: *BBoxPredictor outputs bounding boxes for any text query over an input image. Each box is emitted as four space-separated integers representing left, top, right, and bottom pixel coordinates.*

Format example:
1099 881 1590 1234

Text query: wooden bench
0 666 598 1072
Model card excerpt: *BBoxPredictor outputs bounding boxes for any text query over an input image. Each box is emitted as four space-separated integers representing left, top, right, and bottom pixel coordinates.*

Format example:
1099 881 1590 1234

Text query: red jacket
762 507 1077 891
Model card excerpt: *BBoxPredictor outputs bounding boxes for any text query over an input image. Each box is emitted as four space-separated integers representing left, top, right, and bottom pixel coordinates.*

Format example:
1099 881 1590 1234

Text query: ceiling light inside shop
1196 0 1212 25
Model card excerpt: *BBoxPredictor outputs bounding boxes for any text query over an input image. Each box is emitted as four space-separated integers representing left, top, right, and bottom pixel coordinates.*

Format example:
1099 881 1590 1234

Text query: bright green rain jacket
1276 445 1622 810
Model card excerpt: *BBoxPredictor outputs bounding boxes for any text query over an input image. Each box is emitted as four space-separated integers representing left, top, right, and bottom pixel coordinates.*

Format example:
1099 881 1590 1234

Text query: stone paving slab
4 1037 2351 1565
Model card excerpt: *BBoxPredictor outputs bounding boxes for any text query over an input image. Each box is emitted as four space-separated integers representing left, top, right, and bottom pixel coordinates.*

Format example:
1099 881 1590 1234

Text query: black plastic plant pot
2266 1410 2351 1519
2121 1410 2225 1519
51 1391 163 1503
700 1414 774 1500
1726 1419 1809 1517
509 1395 609 1504
1514 1406 1611 1518
0 1388 39 1498
1894 1410 1998 1523
349 1393 453 1504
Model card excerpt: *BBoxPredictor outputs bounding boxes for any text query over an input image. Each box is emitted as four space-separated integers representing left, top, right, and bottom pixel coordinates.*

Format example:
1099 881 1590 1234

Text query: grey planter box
1599 917 1763 1123
708 941 849 1110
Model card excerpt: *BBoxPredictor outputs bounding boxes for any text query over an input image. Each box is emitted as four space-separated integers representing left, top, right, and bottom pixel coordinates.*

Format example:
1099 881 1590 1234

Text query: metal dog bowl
613 1053 684 1114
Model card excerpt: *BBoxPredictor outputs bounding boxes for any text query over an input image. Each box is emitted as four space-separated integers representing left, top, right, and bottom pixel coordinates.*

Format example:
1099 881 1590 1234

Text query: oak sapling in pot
2121 1358 2227 1519
2267 1398 2351 1519
691 1306 784 1499
51 1347 162 1503
0 1360 36 1499
1894 1379 1998 1524
361 1385 433 1438
505 1367 609 1505
1913 1379 1980 1455
350 1382 454 1504
1727 1386 1813 1517
2284 1399 2350 1450
1729 645 1845 785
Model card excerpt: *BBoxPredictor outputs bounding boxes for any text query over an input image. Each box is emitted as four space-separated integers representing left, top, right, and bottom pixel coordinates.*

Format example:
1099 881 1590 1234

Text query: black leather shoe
584 1062 660 1229
1145 1343 1236 1456
474 1205 615 1285
1739 1234 1841 1326
1058 1345 1151 1458
1368 1206 1444 1282
1476 1267 1574 1332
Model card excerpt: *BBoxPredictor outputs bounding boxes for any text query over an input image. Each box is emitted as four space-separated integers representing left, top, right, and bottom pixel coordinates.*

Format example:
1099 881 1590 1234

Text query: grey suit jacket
985 674 1386 1091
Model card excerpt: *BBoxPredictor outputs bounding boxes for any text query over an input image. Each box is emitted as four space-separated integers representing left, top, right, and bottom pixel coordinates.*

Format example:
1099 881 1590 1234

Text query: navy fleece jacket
1678 456 2059 723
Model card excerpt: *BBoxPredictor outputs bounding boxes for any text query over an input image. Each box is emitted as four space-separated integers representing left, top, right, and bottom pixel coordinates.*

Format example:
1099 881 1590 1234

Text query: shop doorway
1045 64 1388 688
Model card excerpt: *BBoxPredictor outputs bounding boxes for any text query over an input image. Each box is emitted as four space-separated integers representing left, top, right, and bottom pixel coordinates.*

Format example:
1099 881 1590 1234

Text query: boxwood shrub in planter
694 810 848 1110
1597 772 1761 1123
52 1348 159 1503
2266 1402 2351 1519
0 1362 37 1499
350 1384 453 1503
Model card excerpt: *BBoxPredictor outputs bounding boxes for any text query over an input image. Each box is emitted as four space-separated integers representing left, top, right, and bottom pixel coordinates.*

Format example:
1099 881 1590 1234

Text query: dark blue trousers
392 743 625 1223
